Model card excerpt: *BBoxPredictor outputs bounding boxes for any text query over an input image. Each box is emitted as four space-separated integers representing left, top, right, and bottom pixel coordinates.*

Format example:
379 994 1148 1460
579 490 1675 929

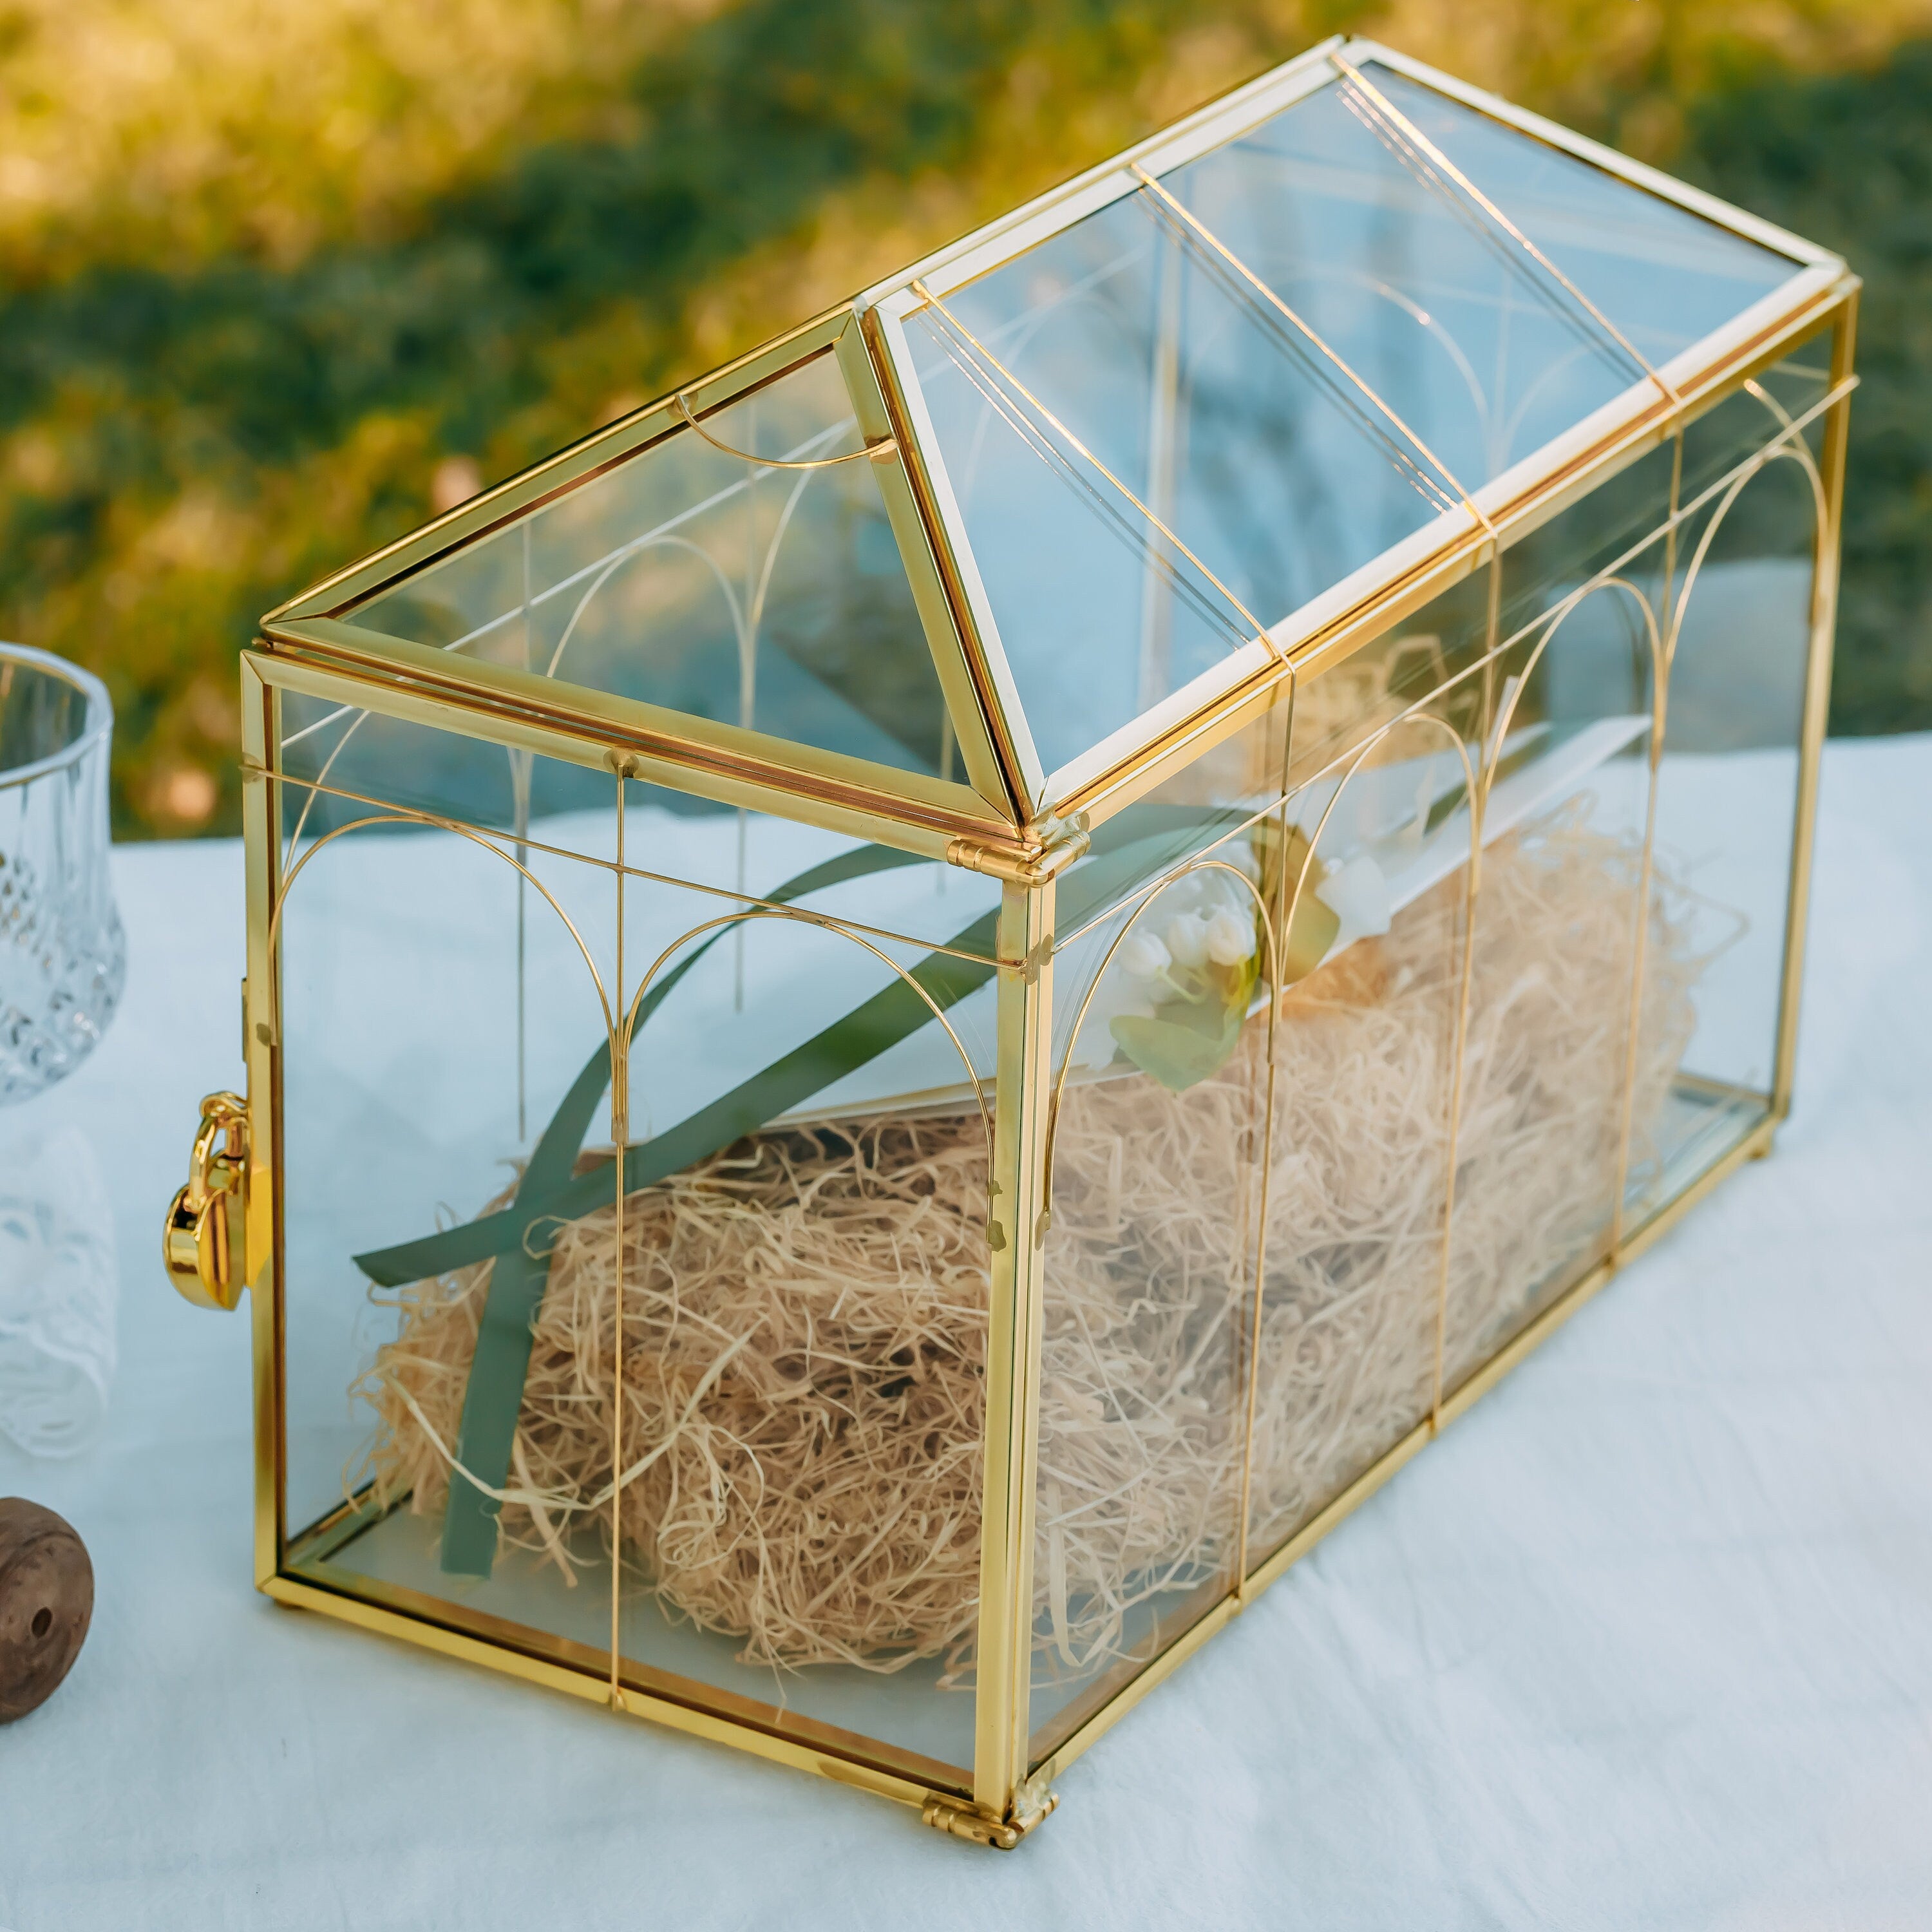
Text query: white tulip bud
1165 911 1210 968
1206 906 1256 966
1120 930 1172 981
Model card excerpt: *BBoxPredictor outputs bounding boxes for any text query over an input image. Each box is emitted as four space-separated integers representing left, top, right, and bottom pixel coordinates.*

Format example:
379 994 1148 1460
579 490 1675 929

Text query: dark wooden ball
0 1497 93 1723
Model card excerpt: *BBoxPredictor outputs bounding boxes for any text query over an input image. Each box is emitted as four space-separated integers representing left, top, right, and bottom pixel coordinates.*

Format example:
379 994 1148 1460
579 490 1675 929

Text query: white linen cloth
1 735 1928 1930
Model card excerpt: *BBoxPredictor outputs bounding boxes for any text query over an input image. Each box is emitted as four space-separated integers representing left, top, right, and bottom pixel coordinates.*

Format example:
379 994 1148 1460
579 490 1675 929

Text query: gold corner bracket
947 813 1090 886
920 1786 1058 1850
163 1091 250 1311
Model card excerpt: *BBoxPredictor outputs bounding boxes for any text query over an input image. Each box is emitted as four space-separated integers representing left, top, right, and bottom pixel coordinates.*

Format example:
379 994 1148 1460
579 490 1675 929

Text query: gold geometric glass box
164 41 1855 1847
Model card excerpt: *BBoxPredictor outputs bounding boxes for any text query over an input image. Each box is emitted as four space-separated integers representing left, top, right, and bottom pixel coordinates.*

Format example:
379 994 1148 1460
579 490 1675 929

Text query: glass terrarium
163 40 1857 1846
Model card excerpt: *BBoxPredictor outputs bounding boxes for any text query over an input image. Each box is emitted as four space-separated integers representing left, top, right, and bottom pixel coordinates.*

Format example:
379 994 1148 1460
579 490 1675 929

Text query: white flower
1314 853 1392 953
1164 911 1210 968
1120 930 1172 981
1205 906 1256 965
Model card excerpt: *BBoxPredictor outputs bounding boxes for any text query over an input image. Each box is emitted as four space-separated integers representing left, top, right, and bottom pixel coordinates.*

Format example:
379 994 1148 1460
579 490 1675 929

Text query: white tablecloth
3 736 1929 1930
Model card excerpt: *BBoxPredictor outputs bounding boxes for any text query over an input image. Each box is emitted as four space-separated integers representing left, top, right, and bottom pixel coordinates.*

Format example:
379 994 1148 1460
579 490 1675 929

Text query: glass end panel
343 348 958 781
277 723 1021 1783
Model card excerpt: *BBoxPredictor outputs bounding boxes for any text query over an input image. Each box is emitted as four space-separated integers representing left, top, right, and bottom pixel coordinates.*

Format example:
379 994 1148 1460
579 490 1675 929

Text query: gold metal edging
972 880 1056 1819
268 308 863 626
834 315 1022 819
857 303 1043 820
240 659 283 1591
1771 294 1856 1119
258 620 1038 861
1032 1110 1777 1786
260 1574 971 1812
1052 282 1853 833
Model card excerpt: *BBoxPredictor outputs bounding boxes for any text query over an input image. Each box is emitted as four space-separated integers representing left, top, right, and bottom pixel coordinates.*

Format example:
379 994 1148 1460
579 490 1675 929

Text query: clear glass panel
1441 527 1663 1381
274 692 1004 959
906 183 1461 777
276 800 618 1640
1626 415 1817 1222
1171 81 1640 486
276 714 1012 1785
344 349 957 779
1357 64 1800 377
606 875 992 1776
1245 616 1478 1557
1028 833 1271 1759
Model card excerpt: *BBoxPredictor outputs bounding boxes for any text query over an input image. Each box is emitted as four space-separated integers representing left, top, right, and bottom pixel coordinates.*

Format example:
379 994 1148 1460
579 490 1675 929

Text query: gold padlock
163 1092 249 1312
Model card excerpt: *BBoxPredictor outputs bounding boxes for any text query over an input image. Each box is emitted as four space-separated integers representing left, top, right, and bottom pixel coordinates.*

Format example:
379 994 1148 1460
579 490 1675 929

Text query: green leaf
1109 1006 1247 1092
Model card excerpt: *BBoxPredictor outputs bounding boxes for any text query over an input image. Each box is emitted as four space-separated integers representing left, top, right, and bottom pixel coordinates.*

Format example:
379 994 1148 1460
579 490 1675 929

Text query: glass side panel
905 182 1463 777
1625 413 1817 1222
275 713 1007 1783
1246 583 1482 1560
1027 828 1271 1761
344 348 957 780
1358 64 1800 377
1439 507 1665 1378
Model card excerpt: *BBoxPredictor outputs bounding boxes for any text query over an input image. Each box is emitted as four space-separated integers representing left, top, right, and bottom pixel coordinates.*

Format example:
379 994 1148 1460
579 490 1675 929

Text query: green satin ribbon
351 804 1244 1577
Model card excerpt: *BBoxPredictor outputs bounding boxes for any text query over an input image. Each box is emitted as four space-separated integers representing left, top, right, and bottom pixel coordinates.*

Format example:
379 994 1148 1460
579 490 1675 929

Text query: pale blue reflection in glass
346 351 952 779
909 184 1454 776
1169 77 1643 488
1354 64 1799 377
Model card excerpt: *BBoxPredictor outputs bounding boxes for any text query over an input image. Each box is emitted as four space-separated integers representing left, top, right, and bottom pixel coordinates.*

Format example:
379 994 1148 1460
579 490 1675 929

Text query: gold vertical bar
1611 432 1681 1255
241 653 283 1591
609 762 630 1698
1772 292 1857 1119
1235 687 1295 1594
1430 565 1493 1427
972 878 1054 1816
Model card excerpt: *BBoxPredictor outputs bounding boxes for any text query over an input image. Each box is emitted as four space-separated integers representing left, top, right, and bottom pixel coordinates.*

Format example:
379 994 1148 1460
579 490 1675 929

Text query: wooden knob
0 1498 94 1723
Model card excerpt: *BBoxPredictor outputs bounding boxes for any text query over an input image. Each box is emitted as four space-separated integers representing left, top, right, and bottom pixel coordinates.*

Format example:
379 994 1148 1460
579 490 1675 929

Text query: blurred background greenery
2 0 1927 837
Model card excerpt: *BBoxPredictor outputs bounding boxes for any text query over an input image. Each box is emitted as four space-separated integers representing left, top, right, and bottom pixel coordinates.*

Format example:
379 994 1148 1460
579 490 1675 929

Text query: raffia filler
359 803 1703 1685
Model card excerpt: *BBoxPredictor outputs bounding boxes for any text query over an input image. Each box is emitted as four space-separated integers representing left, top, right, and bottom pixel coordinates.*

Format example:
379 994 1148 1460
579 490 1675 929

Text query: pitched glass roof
287 43 1821 831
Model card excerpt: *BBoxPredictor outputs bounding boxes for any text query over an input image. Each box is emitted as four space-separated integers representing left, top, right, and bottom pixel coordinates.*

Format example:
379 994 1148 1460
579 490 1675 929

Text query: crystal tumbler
0 643 126 1103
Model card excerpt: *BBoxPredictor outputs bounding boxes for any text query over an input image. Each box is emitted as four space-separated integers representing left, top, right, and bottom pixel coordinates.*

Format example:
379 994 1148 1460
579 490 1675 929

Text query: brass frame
194 40 1857 1846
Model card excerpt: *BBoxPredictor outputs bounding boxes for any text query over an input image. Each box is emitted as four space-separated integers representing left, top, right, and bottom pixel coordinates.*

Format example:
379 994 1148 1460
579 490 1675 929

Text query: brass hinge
946 813 1090 887
162 1092 249 1312
920 1789 1058 1850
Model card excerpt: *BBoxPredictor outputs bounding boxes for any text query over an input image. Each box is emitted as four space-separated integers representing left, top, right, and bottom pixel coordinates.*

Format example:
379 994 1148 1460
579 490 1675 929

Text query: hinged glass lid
875 50 1806 795
267 39 1823 834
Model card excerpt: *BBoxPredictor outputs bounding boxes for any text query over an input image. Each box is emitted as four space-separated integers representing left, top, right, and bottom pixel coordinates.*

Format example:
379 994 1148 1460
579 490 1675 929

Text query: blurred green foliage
1683 44 1932 734
0 0 1927 835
